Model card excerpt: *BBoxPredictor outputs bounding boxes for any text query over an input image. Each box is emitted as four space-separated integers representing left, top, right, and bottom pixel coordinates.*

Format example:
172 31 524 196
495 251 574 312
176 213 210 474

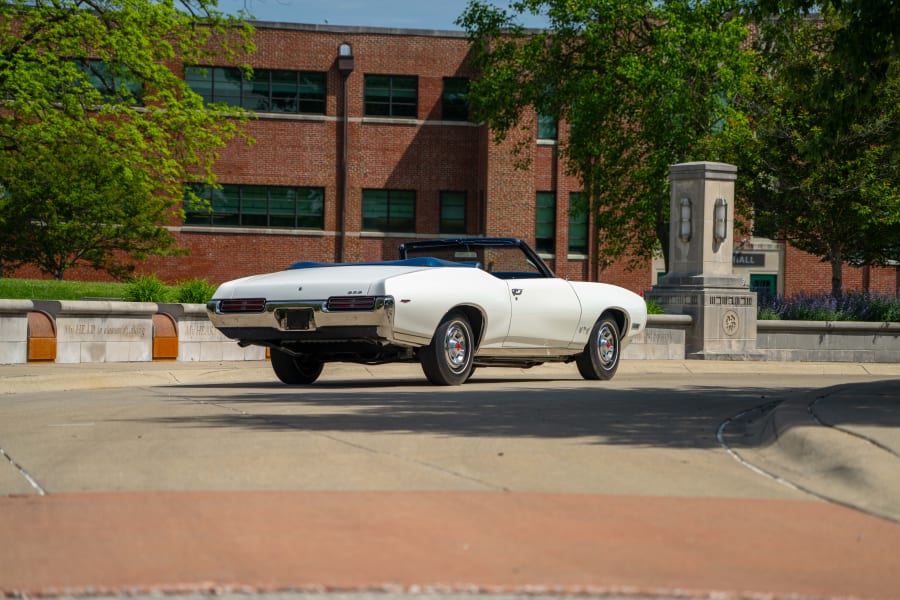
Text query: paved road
1 359 899 599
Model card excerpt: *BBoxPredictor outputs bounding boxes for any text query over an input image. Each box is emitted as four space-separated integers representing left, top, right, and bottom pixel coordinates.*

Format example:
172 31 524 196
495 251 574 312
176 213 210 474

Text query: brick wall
784 245 899 296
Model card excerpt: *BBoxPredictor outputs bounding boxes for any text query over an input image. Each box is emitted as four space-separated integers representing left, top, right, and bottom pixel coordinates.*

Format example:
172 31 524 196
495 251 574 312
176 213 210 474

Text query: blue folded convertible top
288 257 474 270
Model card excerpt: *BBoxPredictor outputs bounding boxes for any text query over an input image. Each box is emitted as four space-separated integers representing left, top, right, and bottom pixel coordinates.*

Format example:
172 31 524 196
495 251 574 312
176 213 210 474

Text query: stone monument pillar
647 162 759 359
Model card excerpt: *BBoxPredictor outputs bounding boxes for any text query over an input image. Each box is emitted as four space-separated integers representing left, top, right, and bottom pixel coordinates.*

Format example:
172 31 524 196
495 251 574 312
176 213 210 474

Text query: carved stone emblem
723 310 739 336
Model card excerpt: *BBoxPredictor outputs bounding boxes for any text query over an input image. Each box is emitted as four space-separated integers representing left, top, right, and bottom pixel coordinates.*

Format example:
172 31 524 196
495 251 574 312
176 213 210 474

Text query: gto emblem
347 290 363 295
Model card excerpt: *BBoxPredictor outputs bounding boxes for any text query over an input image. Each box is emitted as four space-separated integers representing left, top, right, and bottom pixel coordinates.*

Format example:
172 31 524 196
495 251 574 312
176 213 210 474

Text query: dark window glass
244 70 272 111
440 191 467 234
213 67 243 108
184 66 214 105
212 186 240 226
297 187 325 228
362 189 416 232
537 113 558 140
240 185 269 226
184 66 326 115
535 191 556 253
269 187 297 227
184 184 324 229
270 70 299 113
298 72 327 113
75 59 143 104
442 78 469 121
364 74 418 118
568 193 589 254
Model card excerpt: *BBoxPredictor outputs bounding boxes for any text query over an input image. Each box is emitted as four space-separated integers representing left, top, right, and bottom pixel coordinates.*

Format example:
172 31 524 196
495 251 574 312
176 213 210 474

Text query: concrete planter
757 320 900 363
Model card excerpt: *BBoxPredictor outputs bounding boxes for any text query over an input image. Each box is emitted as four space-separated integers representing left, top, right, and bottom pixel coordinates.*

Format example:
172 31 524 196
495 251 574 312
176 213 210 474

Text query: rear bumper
207 297 396 340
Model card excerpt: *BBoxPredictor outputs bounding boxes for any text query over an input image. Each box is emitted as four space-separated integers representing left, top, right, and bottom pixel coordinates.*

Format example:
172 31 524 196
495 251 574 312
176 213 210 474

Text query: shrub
645 298 665 315
124 274 172 303
175 278 218 304
757 292 900 322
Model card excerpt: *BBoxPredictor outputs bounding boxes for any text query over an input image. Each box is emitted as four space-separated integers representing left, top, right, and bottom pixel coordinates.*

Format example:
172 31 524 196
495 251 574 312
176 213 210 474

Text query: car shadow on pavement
138 382 797 449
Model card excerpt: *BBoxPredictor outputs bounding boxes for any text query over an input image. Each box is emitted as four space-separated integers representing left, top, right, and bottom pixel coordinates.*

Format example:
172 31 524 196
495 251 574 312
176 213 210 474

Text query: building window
536 191 556 254
364 74 418 118
362 189 416 232
568 193 589 254
442 78 469 121
74 59 143 104
184 66 326 114
537 113 558 140
440 191 467 234
184 184 325 229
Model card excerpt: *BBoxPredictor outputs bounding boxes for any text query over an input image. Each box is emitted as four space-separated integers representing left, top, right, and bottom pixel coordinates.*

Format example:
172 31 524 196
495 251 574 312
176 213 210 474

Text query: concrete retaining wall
0 300 33 365
1 300 898 364
756 320 900 363
33 300 158 363
158 303 266 362
623 314 692 360
0 300 264 364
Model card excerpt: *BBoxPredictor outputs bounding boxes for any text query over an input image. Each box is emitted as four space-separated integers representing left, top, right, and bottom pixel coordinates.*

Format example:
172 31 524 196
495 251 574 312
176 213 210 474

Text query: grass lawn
0 278 129 300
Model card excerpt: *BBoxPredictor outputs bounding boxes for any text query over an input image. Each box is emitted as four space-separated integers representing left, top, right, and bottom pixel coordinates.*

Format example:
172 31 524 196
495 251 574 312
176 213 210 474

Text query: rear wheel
576 314 621 381
271 349 324 385
419 313 474 385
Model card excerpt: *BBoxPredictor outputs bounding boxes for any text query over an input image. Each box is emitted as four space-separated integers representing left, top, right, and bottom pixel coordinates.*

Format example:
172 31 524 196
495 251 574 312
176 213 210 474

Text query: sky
215 0 549 31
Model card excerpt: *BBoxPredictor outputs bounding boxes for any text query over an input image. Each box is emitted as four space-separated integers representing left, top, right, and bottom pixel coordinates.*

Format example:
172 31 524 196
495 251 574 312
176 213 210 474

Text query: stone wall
1 300 898 365
0 300 263 365
623 315 691 360
756 320 900 363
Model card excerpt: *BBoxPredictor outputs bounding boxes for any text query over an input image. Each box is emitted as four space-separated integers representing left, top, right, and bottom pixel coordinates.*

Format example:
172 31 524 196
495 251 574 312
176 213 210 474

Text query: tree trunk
830 243 843 298
657 216 670 274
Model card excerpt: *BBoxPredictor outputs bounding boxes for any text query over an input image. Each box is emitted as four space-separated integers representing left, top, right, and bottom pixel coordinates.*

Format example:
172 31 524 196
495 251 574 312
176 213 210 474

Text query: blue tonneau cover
288 257 475 270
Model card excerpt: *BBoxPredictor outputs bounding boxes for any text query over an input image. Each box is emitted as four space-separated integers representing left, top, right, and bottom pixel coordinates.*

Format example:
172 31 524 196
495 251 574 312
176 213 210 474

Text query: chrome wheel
576 314 621 381
596 322 617 369
420 312 474 385
443 321 470 374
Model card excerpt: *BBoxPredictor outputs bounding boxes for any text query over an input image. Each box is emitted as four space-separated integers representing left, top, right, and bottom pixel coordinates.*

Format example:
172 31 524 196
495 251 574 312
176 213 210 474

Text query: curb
721 382 900 523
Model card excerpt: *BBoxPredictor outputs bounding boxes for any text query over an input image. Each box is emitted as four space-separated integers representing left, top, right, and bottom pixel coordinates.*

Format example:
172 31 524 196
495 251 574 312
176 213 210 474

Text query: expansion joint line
0 446 47 496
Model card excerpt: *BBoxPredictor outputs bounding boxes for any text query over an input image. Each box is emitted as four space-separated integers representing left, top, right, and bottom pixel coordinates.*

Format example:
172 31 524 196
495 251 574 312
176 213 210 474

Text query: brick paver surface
3 490 900 599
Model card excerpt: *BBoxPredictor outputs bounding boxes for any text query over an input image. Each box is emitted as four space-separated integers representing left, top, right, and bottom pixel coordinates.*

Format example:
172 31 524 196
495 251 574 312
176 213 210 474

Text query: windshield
401 241 551 279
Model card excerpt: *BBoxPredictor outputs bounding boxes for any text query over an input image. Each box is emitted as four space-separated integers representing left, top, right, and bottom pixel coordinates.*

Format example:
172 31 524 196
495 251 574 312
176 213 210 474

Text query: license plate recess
277 308 314 331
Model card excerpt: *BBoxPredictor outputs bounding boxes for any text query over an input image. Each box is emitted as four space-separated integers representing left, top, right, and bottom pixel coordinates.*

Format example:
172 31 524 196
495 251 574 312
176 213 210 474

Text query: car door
502 278 582 348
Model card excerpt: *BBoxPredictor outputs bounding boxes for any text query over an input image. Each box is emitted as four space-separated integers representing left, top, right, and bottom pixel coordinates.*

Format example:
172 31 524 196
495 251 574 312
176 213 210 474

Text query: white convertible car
207 238 647 385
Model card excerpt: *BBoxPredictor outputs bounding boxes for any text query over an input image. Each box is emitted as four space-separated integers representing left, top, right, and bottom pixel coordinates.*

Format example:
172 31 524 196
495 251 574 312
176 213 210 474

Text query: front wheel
419 313 474 385
576 315 621 381
271 349 324 385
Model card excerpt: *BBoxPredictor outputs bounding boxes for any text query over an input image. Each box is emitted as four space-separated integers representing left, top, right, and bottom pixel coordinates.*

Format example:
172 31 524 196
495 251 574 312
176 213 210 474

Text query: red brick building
21 21 899 297
146 22 642 289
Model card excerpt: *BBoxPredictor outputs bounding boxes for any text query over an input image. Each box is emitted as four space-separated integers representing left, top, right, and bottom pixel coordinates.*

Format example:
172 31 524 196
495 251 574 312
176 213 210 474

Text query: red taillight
219 298 267 313
326 296 377 311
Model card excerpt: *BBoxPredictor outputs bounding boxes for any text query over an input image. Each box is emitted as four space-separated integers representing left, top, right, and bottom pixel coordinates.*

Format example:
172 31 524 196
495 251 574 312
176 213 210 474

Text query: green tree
457 0 757 270
739 9 900 297
0 0 254 279
0 130 183 280
748 0 899 148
